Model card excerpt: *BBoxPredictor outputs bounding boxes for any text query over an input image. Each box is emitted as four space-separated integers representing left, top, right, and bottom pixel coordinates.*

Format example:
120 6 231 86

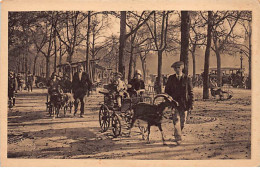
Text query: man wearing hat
165 61 194 145
72 64 92 118
128 69 145 98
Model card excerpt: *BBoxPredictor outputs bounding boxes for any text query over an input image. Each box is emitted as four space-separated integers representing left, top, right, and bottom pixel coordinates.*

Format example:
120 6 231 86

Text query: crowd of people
8 70 35 108
8 61 195 145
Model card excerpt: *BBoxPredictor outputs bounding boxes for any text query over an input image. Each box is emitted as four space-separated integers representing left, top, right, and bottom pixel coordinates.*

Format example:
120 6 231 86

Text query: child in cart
109 72 129 109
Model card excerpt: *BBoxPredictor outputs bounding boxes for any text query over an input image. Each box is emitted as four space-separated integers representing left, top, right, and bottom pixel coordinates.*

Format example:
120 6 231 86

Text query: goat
129 94 178 145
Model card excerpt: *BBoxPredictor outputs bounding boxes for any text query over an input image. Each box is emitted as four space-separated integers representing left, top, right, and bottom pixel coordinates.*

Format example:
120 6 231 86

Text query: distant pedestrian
26 72 34 92
72 64 92 118
8 70 17 107
165 61 194 145
17 73 24 91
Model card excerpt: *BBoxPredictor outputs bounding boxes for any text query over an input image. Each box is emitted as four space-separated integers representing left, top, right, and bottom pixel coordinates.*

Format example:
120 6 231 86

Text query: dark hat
115 72 122 78
171 61 184 68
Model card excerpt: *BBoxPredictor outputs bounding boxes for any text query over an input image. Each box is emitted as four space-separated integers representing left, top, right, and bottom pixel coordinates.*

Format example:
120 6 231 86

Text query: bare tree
180 11 191 75
203 11 213 99
211 11 241 86
146 11 169 93
189 11 207 79
118 11 127 77
54 11 87 63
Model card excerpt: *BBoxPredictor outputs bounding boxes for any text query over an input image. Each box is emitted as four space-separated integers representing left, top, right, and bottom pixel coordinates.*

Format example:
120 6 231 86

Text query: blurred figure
26 71 34 92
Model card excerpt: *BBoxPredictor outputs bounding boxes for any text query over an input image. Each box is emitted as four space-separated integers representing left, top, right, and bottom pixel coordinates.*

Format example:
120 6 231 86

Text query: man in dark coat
165 61 194 145
72 64 92 118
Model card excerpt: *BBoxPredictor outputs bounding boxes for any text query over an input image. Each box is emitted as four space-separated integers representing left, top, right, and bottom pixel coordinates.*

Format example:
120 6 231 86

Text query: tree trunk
192 50 196 78
128 36 134 82
46 57 50 79
248 20 252 89
59 40 62 72
119 11 126 78
215 49 222 86
67 50 73 63
203 11 213 99
54 29 57 72
141 59 146 83
33 55 38 76
180 11 190 75
86 11 91 73
157 50 163 93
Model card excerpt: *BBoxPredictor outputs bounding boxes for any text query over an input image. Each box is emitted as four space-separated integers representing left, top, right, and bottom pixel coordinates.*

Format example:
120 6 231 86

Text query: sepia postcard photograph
0 0 260 167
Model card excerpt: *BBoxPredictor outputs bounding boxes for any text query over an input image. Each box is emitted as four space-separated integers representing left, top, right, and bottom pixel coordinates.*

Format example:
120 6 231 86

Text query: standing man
165 61 194 145
72 64 92 118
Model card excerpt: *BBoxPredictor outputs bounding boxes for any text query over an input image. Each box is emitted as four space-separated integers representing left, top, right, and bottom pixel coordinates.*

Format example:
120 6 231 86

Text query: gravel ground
7 87 251 159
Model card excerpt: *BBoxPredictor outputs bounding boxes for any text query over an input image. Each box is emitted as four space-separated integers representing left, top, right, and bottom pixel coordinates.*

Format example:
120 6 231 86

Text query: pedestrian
17 73 24 91
8 70 17 107
128 69 145 98
26 71 33 92
165 61 194 145
72 64 92 118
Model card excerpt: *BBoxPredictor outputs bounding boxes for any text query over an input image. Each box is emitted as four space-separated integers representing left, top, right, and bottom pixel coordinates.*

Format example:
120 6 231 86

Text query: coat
72 72 92 98
165 74 194 111
129 78 145 91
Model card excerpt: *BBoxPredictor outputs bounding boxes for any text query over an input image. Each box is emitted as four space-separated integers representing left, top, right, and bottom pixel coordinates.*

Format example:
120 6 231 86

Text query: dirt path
7 87 251 159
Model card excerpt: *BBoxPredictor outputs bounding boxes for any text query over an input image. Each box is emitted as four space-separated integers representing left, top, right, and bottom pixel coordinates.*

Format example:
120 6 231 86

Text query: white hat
135 69 142 76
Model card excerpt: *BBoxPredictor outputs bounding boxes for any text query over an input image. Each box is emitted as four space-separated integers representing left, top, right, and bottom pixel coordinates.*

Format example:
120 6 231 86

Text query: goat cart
98 89 152 138
46 91 74 118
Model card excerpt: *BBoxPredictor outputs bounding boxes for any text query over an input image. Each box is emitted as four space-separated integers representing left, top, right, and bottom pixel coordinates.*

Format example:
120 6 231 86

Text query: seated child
112 72 129 108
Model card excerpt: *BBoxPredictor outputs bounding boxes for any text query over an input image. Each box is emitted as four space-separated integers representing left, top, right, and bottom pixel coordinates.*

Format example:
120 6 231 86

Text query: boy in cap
165 61 194 145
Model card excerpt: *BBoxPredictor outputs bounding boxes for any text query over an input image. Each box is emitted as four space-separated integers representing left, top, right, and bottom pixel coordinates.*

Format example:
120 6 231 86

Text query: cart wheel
99 104 110 132
112 113 121 138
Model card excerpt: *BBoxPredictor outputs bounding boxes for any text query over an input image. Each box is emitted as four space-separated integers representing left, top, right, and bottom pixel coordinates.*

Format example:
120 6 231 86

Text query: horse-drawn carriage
98 84 152 137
